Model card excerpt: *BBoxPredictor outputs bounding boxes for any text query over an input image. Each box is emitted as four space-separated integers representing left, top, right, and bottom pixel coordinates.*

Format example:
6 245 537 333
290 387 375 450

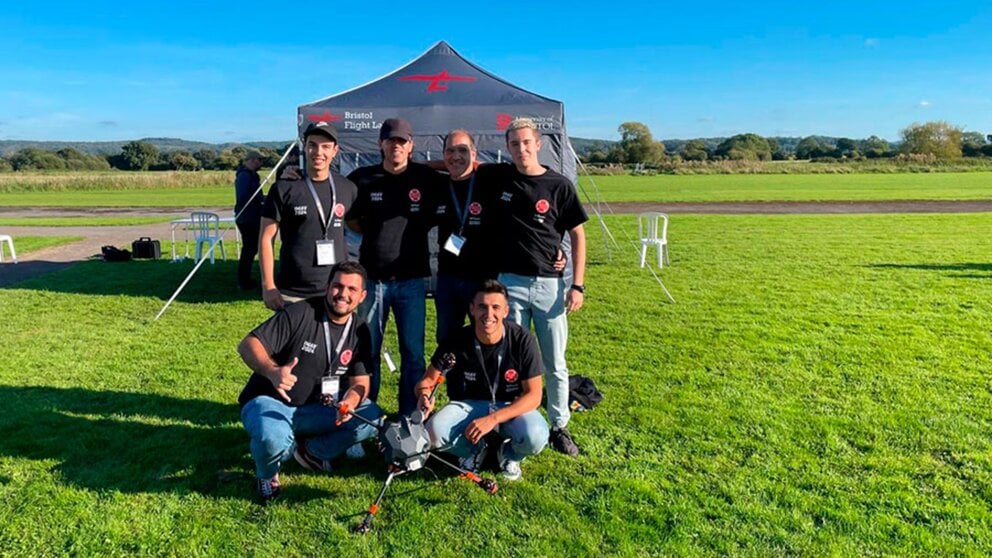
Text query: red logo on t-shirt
535 199 550 214
334 203 345 218
339 349 353 366
409 189 421 202
504 368 518 383
468 202 482 216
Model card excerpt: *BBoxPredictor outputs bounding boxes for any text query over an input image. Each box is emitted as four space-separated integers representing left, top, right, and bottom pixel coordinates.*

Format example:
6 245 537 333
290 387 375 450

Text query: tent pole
154 143 296 320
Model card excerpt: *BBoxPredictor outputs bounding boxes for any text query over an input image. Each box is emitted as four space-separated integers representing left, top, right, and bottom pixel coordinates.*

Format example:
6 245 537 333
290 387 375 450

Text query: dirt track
2 200 991 286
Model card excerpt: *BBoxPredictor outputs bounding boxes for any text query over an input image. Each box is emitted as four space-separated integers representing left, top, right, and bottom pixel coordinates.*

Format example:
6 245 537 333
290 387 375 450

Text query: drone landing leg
355 467 403 534
427 453 499 495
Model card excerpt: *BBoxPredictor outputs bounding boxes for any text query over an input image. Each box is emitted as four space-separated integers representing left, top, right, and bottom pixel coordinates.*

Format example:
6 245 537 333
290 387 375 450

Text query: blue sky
2 1 989 143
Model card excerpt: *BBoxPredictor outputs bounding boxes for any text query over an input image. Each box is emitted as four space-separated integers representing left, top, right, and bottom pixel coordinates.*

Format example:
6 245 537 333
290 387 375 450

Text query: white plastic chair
190 212 226 264
0 234 16 264
638 212 669 268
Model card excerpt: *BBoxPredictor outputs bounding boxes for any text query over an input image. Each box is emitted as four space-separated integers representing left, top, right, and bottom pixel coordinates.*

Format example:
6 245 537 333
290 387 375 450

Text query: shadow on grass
868 262 992 277
0 385 372 502
3 259 261 303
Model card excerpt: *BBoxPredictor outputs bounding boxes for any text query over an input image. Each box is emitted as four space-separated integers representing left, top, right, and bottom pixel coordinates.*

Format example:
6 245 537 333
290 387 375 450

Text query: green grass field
1 212 991 555
1 171 990 207
5 236 84 255
579 172 992 202
0 217 174 227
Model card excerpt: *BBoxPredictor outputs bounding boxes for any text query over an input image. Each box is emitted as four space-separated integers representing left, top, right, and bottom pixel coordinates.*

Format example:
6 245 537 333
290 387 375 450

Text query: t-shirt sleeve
514 327 544 380
249 307 296 362
346 170 367 220
555 177 588 233
339 176 360 221
345 321 372 378
261 181 284 222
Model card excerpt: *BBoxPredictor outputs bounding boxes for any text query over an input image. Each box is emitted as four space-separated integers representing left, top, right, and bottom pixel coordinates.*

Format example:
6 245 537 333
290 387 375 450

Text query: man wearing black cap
347 118 445 416
234 150 264 290
259 121 359 310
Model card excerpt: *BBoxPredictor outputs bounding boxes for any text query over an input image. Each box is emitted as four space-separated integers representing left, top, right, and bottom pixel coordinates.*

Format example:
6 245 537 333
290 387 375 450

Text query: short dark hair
328 261 367 289
474 279 508 301
444 129 476 151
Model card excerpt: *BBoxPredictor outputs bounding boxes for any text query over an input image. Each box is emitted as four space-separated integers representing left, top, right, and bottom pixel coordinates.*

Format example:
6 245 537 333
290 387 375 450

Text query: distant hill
0 138 291 157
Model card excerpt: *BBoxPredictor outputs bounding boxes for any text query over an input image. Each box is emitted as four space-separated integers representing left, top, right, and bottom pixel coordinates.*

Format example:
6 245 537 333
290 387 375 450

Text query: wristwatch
570 284 585 294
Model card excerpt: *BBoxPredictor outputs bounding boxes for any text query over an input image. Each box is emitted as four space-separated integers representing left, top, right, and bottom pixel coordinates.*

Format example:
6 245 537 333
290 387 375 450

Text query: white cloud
918 100 931 108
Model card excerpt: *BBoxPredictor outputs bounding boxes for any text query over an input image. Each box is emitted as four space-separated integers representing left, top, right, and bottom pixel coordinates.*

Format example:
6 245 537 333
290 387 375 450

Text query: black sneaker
256 475 281 504
293 442 333 472
549 427 580 457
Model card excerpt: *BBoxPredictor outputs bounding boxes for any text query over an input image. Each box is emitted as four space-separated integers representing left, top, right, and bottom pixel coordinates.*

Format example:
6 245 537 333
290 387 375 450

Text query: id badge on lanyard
320 314 352 405
443 234 465 256
315 239 336 266
445 177 474 257
305 176 338 266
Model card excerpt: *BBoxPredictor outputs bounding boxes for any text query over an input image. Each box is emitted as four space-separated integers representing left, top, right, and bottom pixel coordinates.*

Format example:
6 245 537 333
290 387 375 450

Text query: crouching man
415 280 549 481
238 261 382 503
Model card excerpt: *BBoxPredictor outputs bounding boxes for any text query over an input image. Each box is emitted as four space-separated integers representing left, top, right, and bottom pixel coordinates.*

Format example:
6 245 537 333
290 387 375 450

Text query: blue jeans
240 396 382 479
359 277 427 416
433 273 481 344
427 400 548 462
498 273 570 430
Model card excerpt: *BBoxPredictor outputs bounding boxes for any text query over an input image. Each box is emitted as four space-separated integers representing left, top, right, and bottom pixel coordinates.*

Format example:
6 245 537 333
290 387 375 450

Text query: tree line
0 141 289 172
2 120 990 172
587 121 992 165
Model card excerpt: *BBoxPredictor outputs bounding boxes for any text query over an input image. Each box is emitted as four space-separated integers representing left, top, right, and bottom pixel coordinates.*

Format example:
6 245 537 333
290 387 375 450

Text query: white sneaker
497 441 522 481
458 442 488 472
345 443 366 459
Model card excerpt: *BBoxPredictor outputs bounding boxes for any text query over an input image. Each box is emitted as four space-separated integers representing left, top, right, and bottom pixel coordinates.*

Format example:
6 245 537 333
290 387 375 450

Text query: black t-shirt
261 173 358 297
237 297 372 408
430 321 542 402
477 164 588 277
348 162 443 281
435 175 496 281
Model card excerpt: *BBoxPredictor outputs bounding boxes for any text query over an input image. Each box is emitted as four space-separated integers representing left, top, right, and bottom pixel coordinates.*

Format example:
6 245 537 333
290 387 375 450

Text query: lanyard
321 313 353 377
447 175 475 235
305 175 338 240
472 325 506 407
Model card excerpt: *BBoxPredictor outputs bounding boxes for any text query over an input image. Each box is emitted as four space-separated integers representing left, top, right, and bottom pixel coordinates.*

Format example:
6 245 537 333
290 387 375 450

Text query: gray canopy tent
297 40 577 180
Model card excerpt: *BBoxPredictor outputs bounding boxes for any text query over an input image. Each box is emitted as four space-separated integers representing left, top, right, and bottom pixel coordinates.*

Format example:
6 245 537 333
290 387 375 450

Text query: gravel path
2 200 990 286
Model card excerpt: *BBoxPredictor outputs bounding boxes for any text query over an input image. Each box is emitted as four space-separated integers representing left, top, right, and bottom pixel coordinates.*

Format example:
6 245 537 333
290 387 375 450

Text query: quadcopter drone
331 353 499 533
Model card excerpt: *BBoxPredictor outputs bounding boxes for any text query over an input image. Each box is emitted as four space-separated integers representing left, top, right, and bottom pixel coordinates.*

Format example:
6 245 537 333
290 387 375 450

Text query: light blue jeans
427 400 549 462
498 272 570 430
359 277 427 416
240 396 382 479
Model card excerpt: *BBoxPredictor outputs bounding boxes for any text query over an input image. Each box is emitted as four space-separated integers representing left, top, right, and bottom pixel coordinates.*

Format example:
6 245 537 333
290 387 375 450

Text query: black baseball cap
303 121 339 142
379 118 413 141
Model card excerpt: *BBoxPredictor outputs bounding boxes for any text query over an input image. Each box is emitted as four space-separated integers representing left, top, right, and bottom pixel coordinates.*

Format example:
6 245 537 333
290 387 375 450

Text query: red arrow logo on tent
307 111 343 122
496 113 514 131
398 70 477 93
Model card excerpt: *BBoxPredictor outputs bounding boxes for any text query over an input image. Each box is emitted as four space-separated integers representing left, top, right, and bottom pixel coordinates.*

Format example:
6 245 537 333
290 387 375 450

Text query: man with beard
260 121 358 310
347 118 444 416
237 261 381 504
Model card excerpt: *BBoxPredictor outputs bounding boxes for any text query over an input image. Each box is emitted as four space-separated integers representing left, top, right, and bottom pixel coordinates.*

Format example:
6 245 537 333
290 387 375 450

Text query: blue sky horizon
2 2 990 144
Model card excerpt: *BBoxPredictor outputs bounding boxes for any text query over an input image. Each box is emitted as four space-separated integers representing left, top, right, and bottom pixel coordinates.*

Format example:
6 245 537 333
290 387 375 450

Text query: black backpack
101 245 132 262
568 375 604 412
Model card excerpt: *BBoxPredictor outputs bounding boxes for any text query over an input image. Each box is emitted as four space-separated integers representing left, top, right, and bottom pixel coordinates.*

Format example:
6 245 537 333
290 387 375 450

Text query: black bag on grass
131 237 161 259
568 375 603 412
101 245 132 262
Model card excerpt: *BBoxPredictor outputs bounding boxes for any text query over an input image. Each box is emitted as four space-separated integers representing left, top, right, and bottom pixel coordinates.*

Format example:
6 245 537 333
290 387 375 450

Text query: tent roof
297 41 574 178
